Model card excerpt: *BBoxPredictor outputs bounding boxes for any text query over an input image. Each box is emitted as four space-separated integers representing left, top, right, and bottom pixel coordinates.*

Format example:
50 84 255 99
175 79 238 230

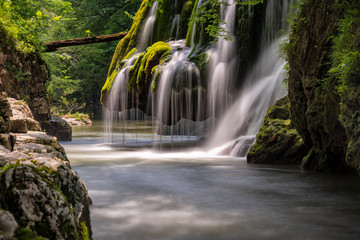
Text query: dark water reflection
62 121 360 240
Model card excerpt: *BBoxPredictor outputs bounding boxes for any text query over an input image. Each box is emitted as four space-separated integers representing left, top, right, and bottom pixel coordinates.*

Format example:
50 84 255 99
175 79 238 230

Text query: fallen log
43 32 127 52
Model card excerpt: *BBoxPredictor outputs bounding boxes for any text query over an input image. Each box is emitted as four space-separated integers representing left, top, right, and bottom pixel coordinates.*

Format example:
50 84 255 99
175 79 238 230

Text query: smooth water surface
62 121 360 240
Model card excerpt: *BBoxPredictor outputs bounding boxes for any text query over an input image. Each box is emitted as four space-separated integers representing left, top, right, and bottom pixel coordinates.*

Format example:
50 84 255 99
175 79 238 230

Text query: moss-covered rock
153 0 190 42
287 0 344 171
0 131 92 239
286 0 360 173
179 1 194 39
247 96 307 165
130 41 171 112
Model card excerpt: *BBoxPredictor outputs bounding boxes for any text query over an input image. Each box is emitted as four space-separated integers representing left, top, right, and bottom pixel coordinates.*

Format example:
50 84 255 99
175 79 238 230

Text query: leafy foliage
189 0 263 42
329 6 360 93
43 0 142 117
0 0 72 52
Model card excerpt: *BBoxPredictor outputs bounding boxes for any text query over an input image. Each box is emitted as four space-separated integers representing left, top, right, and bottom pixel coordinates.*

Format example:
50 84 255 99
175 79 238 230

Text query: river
62 121 360 240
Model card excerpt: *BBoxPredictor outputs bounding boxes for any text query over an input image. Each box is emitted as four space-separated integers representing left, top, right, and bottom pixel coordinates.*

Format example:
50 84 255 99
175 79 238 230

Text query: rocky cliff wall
287 0 360 172
0 26 72 141
0 27 51 122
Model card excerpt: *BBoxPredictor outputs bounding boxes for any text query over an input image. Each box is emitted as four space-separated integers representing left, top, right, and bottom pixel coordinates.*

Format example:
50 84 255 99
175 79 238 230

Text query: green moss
137 42 171 88
128 42 170 92
153 0 189 42
14 228 46 240
101 68 119 102
129 53 145 89
179 1 194 39
80 221 90 240
124 48 138 60
151 67 161 92
189 50 209 85
247 96 307 165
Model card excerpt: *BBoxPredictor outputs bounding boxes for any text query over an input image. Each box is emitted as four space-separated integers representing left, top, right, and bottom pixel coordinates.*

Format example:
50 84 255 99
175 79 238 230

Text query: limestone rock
0 134 15 151
8 98 41 132
0 210 18 240
0 93 11 133
62 115 93 127
0 131 91 239
40 115 72 141
9 118 28 133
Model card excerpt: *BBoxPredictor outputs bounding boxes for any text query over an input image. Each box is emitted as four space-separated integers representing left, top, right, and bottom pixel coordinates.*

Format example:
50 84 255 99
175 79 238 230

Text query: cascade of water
104 55 139 143
170 14 181 41
103 0 296 152
138 1 159 50
206 0 295 155
263 0 293 48
153 40 204 137
207 0 237 126
206 38 287 150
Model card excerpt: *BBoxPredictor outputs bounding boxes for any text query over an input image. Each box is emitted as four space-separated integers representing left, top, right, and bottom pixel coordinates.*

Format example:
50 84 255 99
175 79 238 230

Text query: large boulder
0 131 91 239
40 115 72 141
247 96 308 165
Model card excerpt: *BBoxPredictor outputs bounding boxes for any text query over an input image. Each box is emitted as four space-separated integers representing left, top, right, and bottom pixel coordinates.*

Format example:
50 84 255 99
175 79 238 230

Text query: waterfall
206 0 295 155
190 0 204 48
207 0 237 127
153 40 204 137
104 55 139 143
103 0 296 153
206 38 287 152
171 14 181 40
138 1 159 50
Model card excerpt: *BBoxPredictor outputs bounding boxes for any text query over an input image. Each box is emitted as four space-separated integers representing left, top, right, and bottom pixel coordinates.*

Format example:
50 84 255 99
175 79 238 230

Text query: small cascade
206 38 287 151
263 0 293 48
138 1 159 50
207 0 237 125
190 0 204 48
153 40 204 137
170 14 181 41
206 0 295 155
104 55 139 143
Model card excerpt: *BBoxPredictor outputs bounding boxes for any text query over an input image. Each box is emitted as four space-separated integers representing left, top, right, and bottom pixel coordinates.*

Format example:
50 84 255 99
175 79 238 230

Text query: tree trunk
43 32 128 52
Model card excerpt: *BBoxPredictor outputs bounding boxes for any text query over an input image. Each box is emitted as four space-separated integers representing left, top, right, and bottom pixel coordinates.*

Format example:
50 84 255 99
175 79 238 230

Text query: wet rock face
247 96 308 165
0 131 91 239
